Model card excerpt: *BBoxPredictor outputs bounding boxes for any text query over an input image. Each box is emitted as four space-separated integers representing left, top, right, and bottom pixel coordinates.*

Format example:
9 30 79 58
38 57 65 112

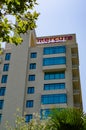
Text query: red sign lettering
36 35 73 44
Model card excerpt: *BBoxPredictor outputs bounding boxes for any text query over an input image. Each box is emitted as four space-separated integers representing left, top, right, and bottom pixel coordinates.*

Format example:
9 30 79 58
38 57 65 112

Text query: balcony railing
73 77 79 81
73 89 80 94
72 65 79 68
72 54 78 57
74 103 81 107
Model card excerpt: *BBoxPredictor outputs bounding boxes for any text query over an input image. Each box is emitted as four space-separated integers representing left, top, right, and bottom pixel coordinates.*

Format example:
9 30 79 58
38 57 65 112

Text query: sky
35 0 86 112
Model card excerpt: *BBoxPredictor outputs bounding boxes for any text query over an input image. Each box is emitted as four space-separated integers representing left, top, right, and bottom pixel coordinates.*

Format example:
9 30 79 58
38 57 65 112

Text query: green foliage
0 43 3 54
49 108 86 130
0 0 39 45
5 108 86 130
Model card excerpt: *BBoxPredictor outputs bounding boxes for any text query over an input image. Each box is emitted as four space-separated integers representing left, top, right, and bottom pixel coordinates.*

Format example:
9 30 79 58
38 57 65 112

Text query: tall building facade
0 31 82 129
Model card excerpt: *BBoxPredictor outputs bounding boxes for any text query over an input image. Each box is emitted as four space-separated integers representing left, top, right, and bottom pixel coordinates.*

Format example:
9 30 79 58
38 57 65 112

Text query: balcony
72 76 79 82
72 53 78 57
71 47 79 65
72 72 79 81
71 47 78 55
73 81 80 90
73 89 80 95
72 68 79 80
72 55 79 66
74 103 81 108
72 64 79 69
73 92 81 103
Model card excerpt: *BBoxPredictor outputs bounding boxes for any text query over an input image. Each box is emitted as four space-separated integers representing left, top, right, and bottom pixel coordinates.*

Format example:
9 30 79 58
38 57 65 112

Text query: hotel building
0 31 82 129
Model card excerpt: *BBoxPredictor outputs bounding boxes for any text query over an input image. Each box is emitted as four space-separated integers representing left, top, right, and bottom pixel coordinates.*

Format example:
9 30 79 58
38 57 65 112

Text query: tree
48 108 86 130
0 0 39 45
4 108 86 130
5 111 50 130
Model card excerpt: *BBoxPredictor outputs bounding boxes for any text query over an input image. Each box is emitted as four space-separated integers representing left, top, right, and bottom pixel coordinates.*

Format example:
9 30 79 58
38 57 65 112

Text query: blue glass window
25 114 33 122
3 64 9 71
43 46 66 55
1 75 8 83
40 108 63 119
44 83 65 90
5 53 11 60
43 57 66 66
41 94 67 104
0 100 4 109
0 87 6 96
0 114 2 122
27 87 34 94
40 109 51 119
28 75 35 81
44 72 65 80
30 52 37 58
26 100 34 108
30 63 36 69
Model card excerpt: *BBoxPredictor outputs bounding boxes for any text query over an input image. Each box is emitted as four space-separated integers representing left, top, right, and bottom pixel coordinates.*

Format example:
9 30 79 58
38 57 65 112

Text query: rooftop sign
36 35 73 44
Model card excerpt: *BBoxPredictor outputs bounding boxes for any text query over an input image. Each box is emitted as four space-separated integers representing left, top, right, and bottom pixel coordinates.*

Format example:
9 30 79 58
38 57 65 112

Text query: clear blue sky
35 0 86 112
